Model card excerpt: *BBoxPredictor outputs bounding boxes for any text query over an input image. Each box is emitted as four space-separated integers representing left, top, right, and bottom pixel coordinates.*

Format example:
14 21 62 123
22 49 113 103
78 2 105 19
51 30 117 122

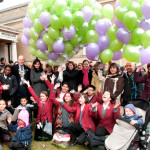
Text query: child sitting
9 108 32 150
124 104 144 126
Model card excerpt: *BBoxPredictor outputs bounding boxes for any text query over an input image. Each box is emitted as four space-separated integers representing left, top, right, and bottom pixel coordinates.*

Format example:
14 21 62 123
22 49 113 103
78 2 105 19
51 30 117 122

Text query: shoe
70 139 77 146
0 143 3 150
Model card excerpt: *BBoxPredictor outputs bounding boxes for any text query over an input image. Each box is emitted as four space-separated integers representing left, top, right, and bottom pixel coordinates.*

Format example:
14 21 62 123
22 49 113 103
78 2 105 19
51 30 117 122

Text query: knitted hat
124 104 136 114
18 108 29 126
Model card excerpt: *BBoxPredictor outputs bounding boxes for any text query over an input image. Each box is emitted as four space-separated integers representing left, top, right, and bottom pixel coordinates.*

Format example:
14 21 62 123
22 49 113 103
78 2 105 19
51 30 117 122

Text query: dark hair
83 59 89 64
87 85 96 91
61 82 69 88
9 60 13 64
64 92 74 107
20 97 27 101
40 91 49 97
78 93 89 104
146 64 150 76
45 64 53 73
32 58 43 72
5 65 12 70
66 61 75 70
108 63 120 75
1 57 5 63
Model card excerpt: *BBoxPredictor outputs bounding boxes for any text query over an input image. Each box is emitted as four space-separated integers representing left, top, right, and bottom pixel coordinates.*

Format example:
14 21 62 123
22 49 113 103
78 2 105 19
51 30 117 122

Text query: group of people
0 55 149 149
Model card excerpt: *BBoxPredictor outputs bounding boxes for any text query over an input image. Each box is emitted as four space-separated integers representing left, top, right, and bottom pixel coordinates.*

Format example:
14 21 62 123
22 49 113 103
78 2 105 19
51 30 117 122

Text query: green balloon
123 11 138 30
36 51 49 60
36 4 44 18
43 33 54 46
47 60 59 66
86 30 99 43
73 11 84 29
102 4 114 20
138 0 145 4
28 1 34 11
83 0 92 7
54 0 67 16
29 27 39 41
29 47 38 57
123 45 140 62
71 0 83 12
115 6 128 22
91 9 101 21
77 22 89 38
88 20 97 30
70 34 80 47
119 0 131 6
141 30 150 48
130 28 144 46
34 19 44 34
64 42 74 55
128 2 141 17
29 7 37 22
109 39 123 51
33 0 42 6
60 11 73 28
92 2 102 13
48 27 59 40
50 15 63 30
42 0 55 11
107 25 118 41
29 39 37 49
100 49 113 64
48 46 53 52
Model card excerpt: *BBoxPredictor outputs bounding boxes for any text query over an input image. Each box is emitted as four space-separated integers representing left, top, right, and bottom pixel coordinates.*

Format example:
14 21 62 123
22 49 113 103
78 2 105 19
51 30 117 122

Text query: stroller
105 98 150 150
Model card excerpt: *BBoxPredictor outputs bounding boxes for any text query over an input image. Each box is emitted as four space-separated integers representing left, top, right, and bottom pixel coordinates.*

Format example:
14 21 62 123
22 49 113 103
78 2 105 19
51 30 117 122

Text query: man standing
11 55 30 106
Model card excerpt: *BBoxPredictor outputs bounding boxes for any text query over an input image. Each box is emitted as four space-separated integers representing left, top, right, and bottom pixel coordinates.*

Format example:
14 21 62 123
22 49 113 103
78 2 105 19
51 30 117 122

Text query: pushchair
105 98 150 150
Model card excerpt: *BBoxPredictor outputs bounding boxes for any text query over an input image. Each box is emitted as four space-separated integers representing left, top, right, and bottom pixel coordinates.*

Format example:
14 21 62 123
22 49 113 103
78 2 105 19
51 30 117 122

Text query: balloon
48 52 59 60
64 42 74 55
29 39 37 49
48 27 59 40
103 18 112 29
86 43 99 58
93 2 102 12
123 45 140 62
115 18 125 28
123 11 138 30
23 28 30 39
100 49 113 63
29 27 39 41
70 34 81 47
115 0 121 7
36 38 48 51
71 0 83 12
116 28 131 44
47 60 59 66
109 39 123 51
39 11 51 28
140 47 150 63
83 0 92 7
50 15 63 30
130 28 144 45
112 50 123 60
139 19 150 31
86 30 99 43
73 11 84 29
21 35 29 46
42 0 55 11
54 0 67 16
29 47 38 57
36 51 49 60
33 0 42 6
88 20 97 30
36 4 44 18
40 30 47 38
141 30 150 48
138 0 145 4
29 7 37 22
60 11 73 28
107 25 118 41
23 17 33 28
97 35 110 52
115 6 128 22
43 33 54 46
91 9 101 21
82 6 93 22
77 22 89 38
53 38 65 54
62 25 76 41
119 0 131 6
128 2 141 17
102 4 114 20
28 1 34 11
34 19 44 34
142 0 150 19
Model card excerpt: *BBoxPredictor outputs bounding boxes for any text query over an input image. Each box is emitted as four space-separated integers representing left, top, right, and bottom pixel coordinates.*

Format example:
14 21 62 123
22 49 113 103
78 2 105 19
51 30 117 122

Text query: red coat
0 81 3 94
93 103 121 133
62 103 96 132
90 92 102 104
28 83 54 123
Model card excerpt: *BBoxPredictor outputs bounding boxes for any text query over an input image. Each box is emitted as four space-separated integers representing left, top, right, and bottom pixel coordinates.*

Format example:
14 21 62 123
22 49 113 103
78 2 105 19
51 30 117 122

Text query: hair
45 64 53 73
87 85 96 91
1 57 5 63
61 82 69 88
64 92 74 107
9 60 13 64
66 61 75 70
83 59 89 65
20 97 27 101
146 64 150 76
32 58 43 72
40 91 49 97
78 93 89 104
4 65 12 70
108 63 120 75
78 63 82 66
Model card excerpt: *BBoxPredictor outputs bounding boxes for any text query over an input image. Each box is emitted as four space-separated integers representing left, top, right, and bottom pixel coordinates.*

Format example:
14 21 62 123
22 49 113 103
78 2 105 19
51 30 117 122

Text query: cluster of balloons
22 0 150 65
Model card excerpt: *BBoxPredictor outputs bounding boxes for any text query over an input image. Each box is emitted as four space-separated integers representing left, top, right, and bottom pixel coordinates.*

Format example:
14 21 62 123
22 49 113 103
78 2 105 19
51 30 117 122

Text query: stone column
11 42 17 62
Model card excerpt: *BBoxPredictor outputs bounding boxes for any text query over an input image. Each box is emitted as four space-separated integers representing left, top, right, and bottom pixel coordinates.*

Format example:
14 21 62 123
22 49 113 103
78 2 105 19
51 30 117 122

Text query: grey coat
30 69 48 97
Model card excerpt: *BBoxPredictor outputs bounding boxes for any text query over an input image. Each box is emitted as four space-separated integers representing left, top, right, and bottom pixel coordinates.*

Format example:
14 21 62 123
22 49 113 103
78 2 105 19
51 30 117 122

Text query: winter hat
124 104 136 114
18 108 29 126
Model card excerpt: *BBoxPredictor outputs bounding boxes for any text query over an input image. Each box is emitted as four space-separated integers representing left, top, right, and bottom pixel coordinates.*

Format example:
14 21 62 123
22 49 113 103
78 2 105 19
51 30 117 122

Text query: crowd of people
0 55 149 149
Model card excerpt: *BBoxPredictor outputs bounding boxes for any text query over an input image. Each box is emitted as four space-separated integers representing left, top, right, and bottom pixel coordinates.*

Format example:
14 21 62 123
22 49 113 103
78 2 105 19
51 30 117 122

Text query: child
0 99 12 150
124 104 144 125
9 108 32 150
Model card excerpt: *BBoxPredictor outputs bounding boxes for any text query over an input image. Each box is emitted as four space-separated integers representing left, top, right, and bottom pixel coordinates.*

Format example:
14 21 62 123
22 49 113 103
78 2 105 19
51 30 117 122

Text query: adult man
11 55 30 106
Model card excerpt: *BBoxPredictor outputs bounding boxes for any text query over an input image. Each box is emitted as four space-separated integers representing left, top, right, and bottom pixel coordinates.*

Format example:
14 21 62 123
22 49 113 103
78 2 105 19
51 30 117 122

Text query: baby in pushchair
105 98 150 150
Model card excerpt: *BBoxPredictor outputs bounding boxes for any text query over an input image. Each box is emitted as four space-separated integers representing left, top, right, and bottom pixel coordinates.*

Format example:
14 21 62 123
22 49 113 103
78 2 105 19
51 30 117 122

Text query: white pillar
11 42 17 62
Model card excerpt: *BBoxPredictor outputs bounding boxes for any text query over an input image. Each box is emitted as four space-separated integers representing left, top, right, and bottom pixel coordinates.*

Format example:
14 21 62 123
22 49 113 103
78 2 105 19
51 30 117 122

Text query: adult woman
98 63 124 103
30 58 48 97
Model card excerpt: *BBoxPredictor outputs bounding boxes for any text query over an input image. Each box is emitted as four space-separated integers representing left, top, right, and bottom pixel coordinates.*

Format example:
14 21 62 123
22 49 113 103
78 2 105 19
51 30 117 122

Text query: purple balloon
97 35 110 52
53 39 65 54
36 38 48 51
112 50 123 60
40 29 48 38
116 28 131 45
21 35 29 46
62 25 76 41
139 19 150 31
23 17 33 28
95 19 108 36
115 18 125 28
86 43 99 58
23 28 30 39
103 18 112 29
48 52 59 60
40 11 51 28
140 47 150 63
142 0 150 19
115 0 121 8
82 6 93 22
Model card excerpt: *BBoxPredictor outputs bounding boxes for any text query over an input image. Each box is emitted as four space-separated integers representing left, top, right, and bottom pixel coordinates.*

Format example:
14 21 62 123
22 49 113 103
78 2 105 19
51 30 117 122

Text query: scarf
82 67 90 87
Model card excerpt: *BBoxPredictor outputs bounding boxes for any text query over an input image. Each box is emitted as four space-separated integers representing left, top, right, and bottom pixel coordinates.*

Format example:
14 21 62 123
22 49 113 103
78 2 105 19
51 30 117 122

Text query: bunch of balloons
21 0 150 65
